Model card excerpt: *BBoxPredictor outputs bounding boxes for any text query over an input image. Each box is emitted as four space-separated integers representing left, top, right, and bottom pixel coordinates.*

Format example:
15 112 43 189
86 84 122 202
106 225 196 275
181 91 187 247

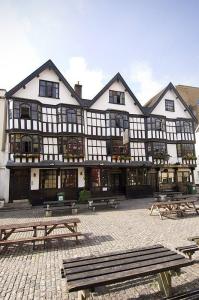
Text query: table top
62 244 192 292
152 198 197 206
0 218 80 230
89 197 117 202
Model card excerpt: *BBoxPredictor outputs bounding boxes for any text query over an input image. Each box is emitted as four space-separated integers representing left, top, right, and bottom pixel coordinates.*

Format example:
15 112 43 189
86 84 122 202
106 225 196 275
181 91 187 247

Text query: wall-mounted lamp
33 173 36 177
80 171 83 175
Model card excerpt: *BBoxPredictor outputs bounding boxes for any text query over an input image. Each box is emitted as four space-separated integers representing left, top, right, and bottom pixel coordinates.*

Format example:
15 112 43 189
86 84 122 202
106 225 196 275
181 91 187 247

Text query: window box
154 153 170 160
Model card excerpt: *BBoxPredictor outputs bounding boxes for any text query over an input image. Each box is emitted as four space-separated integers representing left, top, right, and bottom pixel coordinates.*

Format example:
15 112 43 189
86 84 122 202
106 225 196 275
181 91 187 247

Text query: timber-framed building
0 60 197 204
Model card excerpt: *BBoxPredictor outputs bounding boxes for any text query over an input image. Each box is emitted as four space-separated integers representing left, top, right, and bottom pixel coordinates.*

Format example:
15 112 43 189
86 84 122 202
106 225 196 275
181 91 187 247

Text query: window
165 99 175 112
39 80 59 98
20 104 30 119
109 90 125 105
177 171 190 183
66 108 77 123
110 112 129 129
10 134 41 154
40 170 57 189
161 171 175 183
61 169 77 188
127 169 147 186
147 117 165 131
107 139 129 156
176 120 193 133
148 142 166 157
58 137 84 157
177 144 195 158
58 107 83 124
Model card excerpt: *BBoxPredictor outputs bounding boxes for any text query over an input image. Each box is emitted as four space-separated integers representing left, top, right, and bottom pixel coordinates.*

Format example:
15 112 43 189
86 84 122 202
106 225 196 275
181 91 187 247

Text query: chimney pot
74 82 82 98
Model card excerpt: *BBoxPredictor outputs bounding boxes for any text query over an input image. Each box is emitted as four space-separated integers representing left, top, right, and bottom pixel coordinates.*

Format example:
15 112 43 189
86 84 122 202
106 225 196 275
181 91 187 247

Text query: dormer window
20 104 30 119
39 80 59 98
109 90 125 105
165 99 175 112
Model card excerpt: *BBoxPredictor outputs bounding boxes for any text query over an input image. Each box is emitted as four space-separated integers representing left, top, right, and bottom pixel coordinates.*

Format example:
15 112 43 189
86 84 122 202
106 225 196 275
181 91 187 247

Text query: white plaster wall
194 133 199 185
91 81 143 114
78 167 85 187
152 89 192 119
31 168 40 190
12 68 79 105
0 167 10 203
167 144 178 164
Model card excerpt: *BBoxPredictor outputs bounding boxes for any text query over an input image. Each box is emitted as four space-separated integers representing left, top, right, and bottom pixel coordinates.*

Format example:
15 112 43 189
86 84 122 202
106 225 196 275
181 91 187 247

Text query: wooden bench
176 245 199 259
88 197 120 211
44 200 78 216
61 244 193 298
166 288 199 299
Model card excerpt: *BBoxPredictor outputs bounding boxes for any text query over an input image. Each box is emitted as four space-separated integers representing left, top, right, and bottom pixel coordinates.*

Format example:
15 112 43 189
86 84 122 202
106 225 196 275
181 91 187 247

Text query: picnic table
88 196 120 211
61 244 193 298
150 198 199 219
0 218 82 249
43 200 78 216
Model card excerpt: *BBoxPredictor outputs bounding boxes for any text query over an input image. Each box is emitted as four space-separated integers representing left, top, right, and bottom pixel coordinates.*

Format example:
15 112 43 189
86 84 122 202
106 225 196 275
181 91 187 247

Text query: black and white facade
0 60 197 204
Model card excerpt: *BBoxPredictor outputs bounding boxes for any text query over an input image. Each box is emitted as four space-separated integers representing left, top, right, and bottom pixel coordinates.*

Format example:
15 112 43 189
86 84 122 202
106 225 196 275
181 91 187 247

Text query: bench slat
167 288 199 300
66 252 180 280
67 258 191 292
63 244 164 264
0 232 82 245
64 247 171 269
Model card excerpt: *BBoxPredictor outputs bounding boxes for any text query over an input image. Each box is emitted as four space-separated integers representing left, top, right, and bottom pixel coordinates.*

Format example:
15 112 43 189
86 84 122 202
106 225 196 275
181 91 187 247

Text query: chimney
74 81 82 98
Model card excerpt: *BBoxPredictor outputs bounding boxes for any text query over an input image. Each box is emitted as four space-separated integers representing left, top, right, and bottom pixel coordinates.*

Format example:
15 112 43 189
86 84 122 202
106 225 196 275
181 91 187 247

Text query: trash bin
57 192 65 201
187 183 197 194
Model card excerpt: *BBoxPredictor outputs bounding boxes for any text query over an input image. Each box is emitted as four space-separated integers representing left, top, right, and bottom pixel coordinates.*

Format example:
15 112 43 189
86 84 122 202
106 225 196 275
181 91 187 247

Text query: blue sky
1 0 199 103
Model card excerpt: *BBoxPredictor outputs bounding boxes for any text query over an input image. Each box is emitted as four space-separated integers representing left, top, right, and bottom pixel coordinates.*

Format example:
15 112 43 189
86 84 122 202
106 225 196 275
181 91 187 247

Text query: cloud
0 3 40 90
130 62 163 104
65 57 105 99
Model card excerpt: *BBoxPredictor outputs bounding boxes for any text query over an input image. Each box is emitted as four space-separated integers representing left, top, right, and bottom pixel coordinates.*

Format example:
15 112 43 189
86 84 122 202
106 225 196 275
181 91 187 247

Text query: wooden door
10 169 30 201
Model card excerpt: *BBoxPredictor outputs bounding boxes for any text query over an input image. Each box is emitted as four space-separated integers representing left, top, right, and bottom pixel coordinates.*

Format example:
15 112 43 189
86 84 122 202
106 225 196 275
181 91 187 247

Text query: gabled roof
144 82 198 122
6 59 82 105
89 72 144 113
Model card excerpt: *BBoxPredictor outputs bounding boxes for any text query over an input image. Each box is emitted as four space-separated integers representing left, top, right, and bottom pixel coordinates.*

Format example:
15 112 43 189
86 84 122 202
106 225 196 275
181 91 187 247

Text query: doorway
110 170 125 194
10 169 30 201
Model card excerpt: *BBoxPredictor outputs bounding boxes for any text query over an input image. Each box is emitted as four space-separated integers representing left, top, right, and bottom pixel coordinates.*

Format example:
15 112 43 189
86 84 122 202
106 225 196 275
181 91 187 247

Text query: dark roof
81 98 92 107
6 160 152 169
6 59 82 105
89 72 144 113
144 82 198 122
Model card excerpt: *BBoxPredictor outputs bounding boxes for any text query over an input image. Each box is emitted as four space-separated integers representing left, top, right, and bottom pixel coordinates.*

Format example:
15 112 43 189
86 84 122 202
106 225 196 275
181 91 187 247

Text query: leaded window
177 144 195 157
107 139 129 155
148 142 166 157
10 134 41 154
20 104 30 119
59 107 83 124
13 101 42 121
61 169 77 188
110 112 129 129
147 117 165 131
127 169 147 186
58 137 84 157
39 80 59 98
40 170 57 189
176 120 193 133
165 99 175 112
109 90 125 105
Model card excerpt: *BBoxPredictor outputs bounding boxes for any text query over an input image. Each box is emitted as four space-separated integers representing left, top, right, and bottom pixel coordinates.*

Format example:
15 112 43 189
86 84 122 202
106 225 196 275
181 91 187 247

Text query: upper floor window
39 80 59 98
147 117 165 131
148 142 167 157
177 143 195 158
110 112 129 129
107 139 129 156
10 134 41 154
20 104 30 119
176 120 193 133
58 137 84 157
165 99 175 112
58 107 83 124
109 90 125 105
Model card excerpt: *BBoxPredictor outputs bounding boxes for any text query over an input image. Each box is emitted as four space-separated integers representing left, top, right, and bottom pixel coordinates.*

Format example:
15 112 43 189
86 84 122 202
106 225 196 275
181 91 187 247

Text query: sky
1 0 199 104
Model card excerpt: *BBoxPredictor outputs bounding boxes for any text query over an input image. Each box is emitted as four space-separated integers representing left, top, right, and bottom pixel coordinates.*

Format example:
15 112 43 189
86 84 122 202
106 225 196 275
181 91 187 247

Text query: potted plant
78 189 91 203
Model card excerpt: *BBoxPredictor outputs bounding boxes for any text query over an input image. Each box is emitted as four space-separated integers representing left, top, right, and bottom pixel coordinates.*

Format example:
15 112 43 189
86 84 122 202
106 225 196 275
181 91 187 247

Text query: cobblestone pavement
1 198 199 300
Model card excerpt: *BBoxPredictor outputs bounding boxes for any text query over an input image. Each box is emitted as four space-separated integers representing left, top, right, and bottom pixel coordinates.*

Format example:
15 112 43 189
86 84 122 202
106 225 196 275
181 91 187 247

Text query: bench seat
0 232 82 246
166 288 199 299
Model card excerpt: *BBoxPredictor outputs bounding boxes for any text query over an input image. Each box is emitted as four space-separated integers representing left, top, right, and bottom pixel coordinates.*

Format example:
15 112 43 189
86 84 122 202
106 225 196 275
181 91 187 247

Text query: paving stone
0 198 199 299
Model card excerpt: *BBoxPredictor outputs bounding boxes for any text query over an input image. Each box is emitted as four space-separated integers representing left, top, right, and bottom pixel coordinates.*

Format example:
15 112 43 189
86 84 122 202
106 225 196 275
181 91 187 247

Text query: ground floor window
89 168 108 189
177 171 190 183
160 170 175 184
61 169 77 188
40 169 57 189
127 169 147 185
